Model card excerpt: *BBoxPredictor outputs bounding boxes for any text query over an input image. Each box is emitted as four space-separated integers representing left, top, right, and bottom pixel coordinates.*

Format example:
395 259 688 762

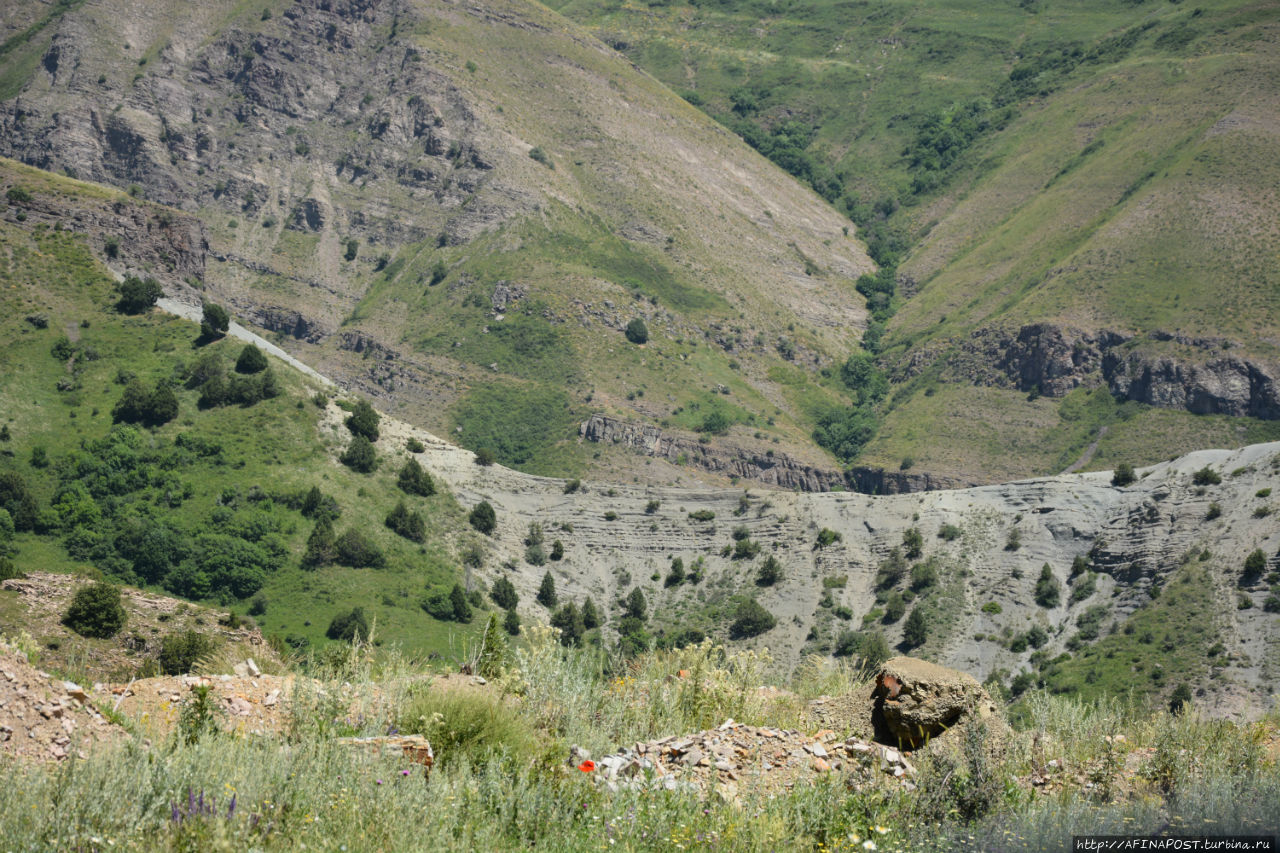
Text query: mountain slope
4 158 1279 716
547 0 1280 485
0 0 874 481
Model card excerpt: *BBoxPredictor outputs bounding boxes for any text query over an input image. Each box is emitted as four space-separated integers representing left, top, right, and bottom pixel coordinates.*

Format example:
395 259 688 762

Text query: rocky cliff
579 414 847 492
912 322 1280 419
1 157 207 289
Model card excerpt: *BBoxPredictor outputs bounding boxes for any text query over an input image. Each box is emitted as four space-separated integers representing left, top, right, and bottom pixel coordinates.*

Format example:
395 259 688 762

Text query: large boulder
871 657 1000 749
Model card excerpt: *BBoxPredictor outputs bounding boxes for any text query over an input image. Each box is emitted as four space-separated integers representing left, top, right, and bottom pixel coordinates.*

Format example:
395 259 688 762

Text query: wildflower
578 760 596 772
862 842 877 851
873 826 889 834
401 770 410 776
376 779 383 785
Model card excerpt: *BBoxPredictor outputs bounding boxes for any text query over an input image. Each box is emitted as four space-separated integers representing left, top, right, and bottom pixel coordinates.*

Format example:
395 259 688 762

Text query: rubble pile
0 648 125 762
587 719 917 795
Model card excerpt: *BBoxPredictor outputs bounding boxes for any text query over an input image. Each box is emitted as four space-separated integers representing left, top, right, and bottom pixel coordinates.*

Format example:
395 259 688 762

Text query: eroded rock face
913 322 1280 422
871 657 1000 749
579 414 847 492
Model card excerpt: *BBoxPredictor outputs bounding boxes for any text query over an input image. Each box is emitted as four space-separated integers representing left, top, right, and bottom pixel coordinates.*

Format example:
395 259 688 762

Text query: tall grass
1 630 1277 850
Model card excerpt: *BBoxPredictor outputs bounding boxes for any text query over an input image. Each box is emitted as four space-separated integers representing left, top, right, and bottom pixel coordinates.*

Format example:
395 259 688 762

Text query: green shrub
334 528 385 568
625 318 649 344
902 527 923 559
1069 571 1097 604
326 607 370 642
340 435 377 473
344 239 359 261
157 630 218 674
115 276 164 314
1192 466 1222 486
814 528 842 549
902 607 928 648
490 576 518 610
345 399 380 442
688 509 715 522
1034 564 1062 608
1111 462 1136 486
729 598 776 639
756 555 782 586
981 601 1002 615
1242 549 1267 584
303 518 336 568
550 602 585 647
385 500 425 542
63 581 127 639
469 501 497 535
536 571 557 608
397 458 435 496
0 557 23 582
234 344 268 374
397 688 540 770
199 302 230 340
406 437 425 453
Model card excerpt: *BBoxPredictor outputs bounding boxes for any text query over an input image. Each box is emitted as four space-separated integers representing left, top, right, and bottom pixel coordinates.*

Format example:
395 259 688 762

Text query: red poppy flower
577 760 596 773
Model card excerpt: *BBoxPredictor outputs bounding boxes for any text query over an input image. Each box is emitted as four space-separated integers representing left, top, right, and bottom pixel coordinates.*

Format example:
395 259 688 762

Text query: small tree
326 606 369 642
1111 462 1136 487
503 608 521 636
303 518 336 568
581 597 601 630
1242 549 1267 585
235 344 268 374
902 527 923 560
200 302 230 340
145 383 178 427
902 608 928 649
116 276 164 314
397 458 435 497
477 614 509 679
340 435 378 473
624 587 647 621
490 576 518 610
1034 564 1062 608
860 630 891 668
536 571 557 608
665 557 686 587
345 398 380 441
63 581 127 639
756 555 782 587
112 379 151 424
729 598 775 639
1169 682 1193 715
385 500 425 542
448 583 473 623
334 528 386 568
469 501 496 535
624 318 649 344
550 602 585 647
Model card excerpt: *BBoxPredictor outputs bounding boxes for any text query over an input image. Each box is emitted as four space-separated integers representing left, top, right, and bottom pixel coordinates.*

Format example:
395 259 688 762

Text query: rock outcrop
871 657 1002 749
580 414 847 492
846 466 976 495
913 322 1280 420
1 165 207 289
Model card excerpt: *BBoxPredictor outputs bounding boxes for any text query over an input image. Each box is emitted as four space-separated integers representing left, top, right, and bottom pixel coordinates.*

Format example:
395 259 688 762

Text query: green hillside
0 0 874 484
549 0 1280 483
0 163 487 658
